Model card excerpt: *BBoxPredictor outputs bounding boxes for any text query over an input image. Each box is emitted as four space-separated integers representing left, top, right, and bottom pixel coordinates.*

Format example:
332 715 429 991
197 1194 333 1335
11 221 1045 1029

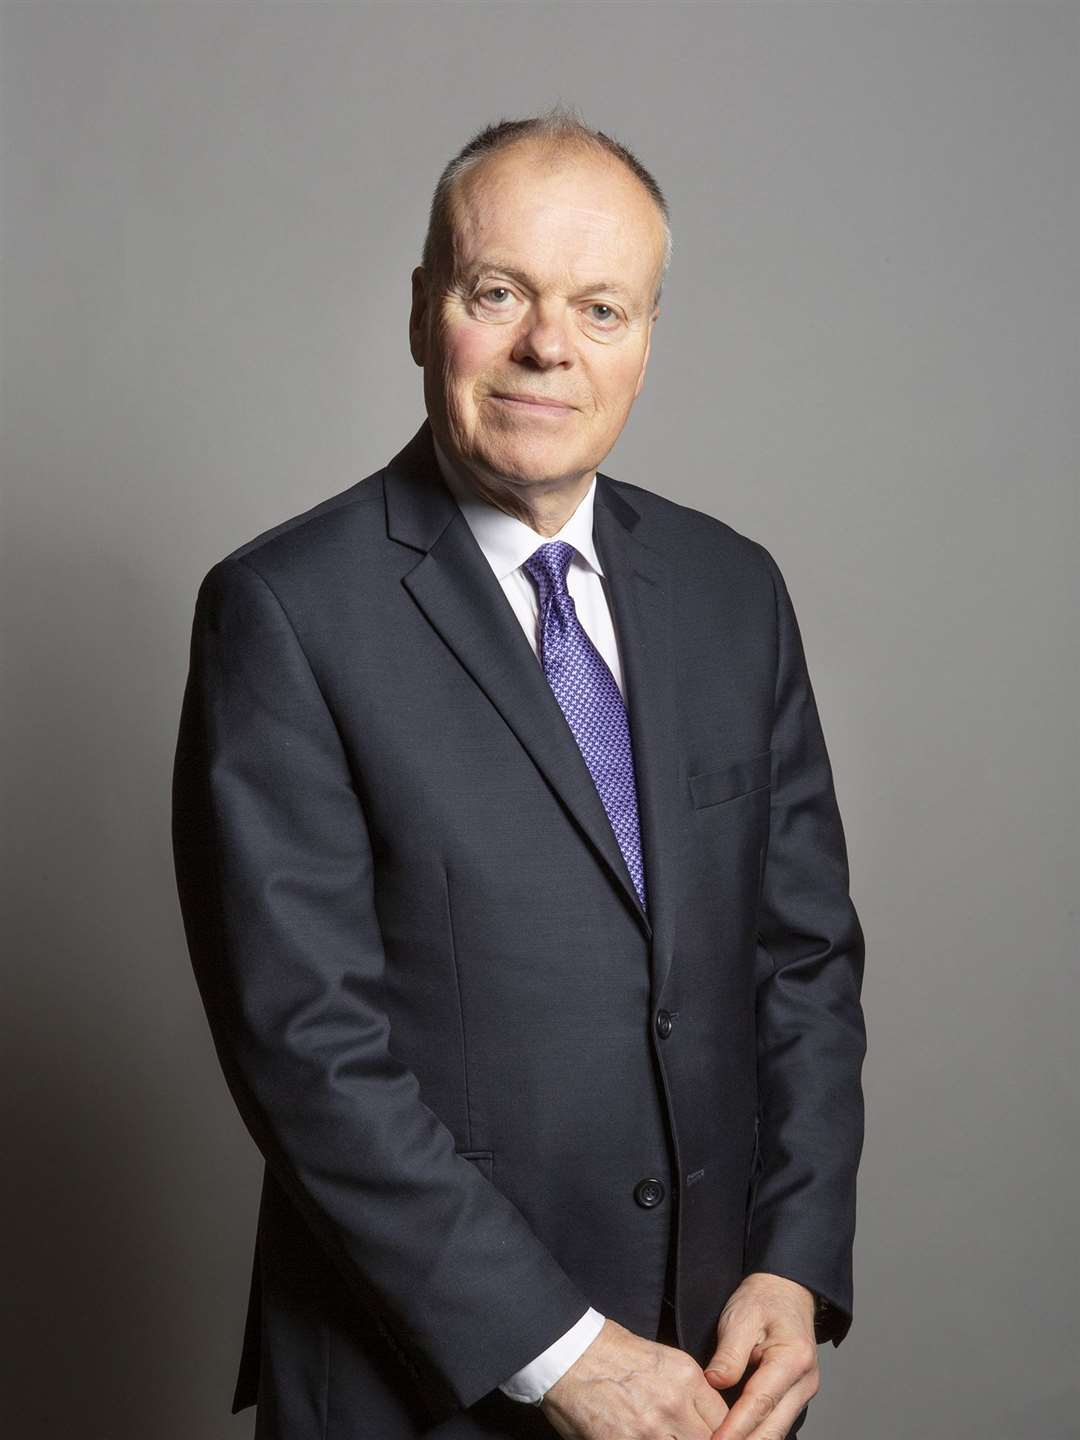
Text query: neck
431 432 594 537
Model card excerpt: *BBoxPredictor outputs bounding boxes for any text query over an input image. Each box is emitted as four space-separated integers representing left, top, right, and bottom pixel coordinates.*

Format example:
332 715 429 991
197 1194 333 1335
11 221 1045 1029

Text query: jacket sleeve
170 556 592 1415
742 544 868 1347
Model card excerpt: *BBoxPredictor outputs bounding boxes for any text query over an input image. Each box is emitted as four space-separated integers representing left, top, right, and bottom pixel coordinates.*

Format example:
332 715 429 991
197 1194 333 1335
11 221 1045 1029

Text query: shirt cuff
497 1306 606 1405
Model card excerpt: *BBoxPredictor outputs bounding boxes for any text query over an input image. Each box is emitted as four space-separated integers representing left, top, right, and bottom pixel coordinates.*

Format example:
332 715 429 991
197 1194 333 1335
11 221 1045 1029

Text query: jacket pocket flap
689 749 772 809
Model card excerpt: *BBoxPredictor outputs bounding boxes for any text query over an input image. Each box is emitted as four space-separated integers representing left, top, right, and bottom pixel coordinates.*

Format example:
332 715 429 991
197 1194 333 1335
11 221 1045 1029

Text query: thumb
704 1332 751 1389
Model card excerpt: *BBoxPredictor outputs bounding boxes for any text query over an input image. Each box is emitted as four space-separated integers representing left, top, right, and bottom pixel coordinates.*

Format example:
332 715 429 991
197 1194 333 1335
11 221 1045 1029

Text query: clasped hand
540 1272 819 1440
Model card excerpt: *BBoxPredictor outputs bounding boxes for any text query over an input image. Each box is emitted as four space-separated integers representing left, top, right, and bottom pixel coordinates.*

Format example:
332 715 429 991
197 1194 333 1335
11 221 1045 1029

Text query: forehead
449 144 662 293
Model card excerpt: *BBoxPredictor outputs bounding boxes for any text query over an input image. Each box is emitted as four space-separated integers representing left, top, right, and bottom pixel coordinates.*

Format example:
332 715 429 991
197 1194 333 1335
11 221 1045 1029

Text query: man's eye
481 287 513 304
587 303 619 325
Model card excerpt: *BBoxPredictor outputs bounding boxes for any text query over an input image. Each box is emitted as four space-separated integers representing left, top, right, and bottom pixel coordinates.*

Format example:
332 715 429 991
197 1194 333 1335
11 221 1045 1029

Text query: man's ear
409 266 428 367
633 310 659 400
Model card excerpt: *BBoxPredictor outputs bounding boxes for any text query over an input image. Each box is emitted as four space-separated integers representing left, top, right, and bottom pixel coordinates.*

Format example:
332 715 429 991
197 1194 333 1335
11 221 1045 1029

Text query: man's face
410 141 664 490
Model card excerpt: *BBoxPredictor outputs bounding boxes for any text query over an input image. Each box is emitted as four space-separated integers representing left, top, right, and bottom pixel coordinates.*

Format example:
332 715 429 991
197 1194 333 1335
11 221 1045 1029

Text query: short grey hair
420 104 672 308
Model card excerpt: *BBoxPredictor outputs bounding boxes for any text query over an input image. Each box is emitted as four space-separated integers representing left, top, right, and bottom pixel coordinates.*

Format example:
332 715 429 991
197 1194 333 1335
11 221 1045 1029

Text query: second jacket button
634 1177 665 1208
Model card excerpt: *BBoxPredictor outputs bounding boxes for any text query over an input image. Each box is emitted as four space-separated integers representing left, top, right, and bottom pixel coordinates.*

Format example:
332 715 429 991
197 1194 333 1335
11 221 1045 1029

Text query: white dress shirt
431 432 614 1404
431 433 627 701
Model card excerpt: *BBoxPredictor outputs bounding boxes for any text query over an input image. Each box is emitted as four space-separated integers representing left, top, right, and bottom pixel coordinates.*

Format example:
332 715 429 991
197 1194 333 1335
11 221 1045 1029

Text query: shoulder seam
225 479 384 565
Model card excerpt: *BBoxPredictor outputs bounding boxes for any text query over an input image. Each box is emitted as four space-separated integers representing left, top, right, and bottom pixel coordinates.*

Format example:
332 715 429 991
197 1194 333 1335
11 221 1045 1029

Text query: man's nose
510 302 574 368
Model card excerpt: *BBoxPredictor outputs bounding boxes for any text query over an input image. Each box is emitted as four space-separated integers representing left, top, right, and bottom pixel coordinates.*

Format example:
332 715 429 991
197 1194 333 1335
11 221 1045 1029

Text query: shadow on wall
4 537 261 1437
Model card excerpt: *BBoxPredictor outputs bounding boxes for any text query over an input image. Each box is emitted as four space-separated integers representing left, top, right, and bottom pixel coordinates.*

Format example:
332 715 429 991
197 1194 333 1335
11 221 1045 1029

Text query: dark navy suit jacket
171 418 867 1438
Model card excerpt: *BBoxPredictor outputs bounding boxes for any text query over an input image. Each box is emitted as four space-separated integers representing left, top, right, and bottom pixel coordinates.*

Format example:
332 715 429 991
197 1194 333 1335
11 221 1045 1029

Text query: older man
172 108 866 1440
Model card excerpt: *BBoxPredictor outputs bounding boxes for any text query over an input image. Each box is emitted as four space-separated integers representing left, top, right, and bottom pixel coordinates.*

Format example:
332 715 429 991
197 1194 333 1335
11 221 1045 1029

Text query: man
172 108 867 1440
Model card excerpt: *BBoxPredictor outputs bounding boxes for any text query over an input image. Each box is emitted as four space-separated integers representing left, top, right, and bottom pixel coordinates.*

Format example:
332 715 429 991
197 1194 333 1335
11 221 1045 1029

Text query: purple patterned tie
523 540 647 912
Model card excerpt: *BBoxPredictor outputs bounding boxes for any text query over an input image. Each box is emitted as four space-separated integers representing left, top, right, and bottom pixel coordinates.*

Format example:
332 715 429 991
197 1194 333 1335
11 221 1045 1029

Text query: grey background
2 2 1076 1435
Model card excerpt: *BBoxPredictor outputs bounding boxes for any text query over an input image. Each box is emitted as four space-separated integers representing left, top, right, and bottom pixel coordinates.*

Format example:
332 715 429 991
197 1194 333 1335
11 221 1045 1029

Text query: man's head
410 107 671 499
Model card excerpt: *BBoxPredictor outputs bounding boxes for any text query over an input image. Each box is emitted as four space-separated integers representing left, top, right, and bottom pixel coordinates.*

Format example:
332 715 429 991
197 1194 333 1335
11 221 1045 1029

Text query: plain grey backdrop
3 2 1077 1435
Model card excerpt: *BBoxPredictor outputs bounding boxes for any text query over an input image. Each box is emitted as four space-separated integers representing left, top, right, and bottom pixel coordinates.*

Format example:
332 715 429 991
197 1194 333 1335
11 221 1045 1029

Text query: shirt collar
431 430 605 581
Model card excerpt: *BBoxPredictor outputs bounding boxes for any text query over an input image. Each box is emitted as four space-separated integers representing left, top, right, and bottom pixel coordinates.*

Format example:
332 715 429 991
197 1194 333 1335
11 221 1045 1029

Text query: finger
709 1351 817 1440
713 1371 818 1440
693 1380 731 1433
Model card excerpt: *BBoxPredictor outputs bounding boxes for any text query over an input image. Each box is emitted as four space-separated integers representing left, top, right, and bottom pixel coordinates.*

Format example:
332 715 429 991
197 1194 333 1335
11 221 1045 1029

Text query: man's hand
703 1272 820 1439
540 1316 731 1439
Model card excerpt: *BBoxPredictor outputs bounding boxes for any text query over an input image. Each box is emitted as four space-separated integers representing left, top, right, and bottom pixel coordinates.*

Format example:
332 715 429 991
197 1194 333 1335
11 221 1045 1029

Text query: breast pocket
688 749 773 810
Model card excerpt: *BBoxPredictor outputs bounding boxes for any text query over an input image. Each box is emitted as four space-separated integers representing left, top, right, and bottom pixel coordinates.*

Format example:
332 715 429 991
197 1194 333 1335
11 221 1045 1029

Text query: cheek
443 327 502 393
594 350 649 412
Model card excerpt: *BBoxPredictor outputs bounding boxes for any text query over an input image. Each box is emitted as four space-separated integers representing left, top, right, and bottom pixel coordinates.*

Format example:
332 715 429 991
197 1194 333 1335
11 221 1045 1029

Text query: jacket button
634 1177 665 1208
655 1009 673 1039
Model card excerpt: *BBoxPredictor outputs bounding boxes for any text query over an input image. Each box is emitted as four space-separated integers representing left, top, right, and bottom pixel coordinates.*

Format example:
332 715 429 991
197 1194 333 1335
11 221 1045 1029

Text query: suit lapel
593 481 680 994
384 422 680 992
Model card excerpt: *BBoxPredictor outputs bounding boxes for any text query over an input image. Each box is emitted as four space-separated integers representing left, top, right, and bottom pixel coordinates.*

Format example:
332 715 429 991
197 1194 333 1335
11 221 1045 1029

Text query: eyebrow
461 261 633 301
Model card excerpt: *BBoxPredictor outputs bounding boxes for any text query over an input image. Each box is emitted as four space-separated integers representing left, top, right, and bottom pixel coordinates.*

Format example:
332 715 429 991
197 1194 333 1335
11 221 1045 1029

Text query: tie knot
523 540 576 602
